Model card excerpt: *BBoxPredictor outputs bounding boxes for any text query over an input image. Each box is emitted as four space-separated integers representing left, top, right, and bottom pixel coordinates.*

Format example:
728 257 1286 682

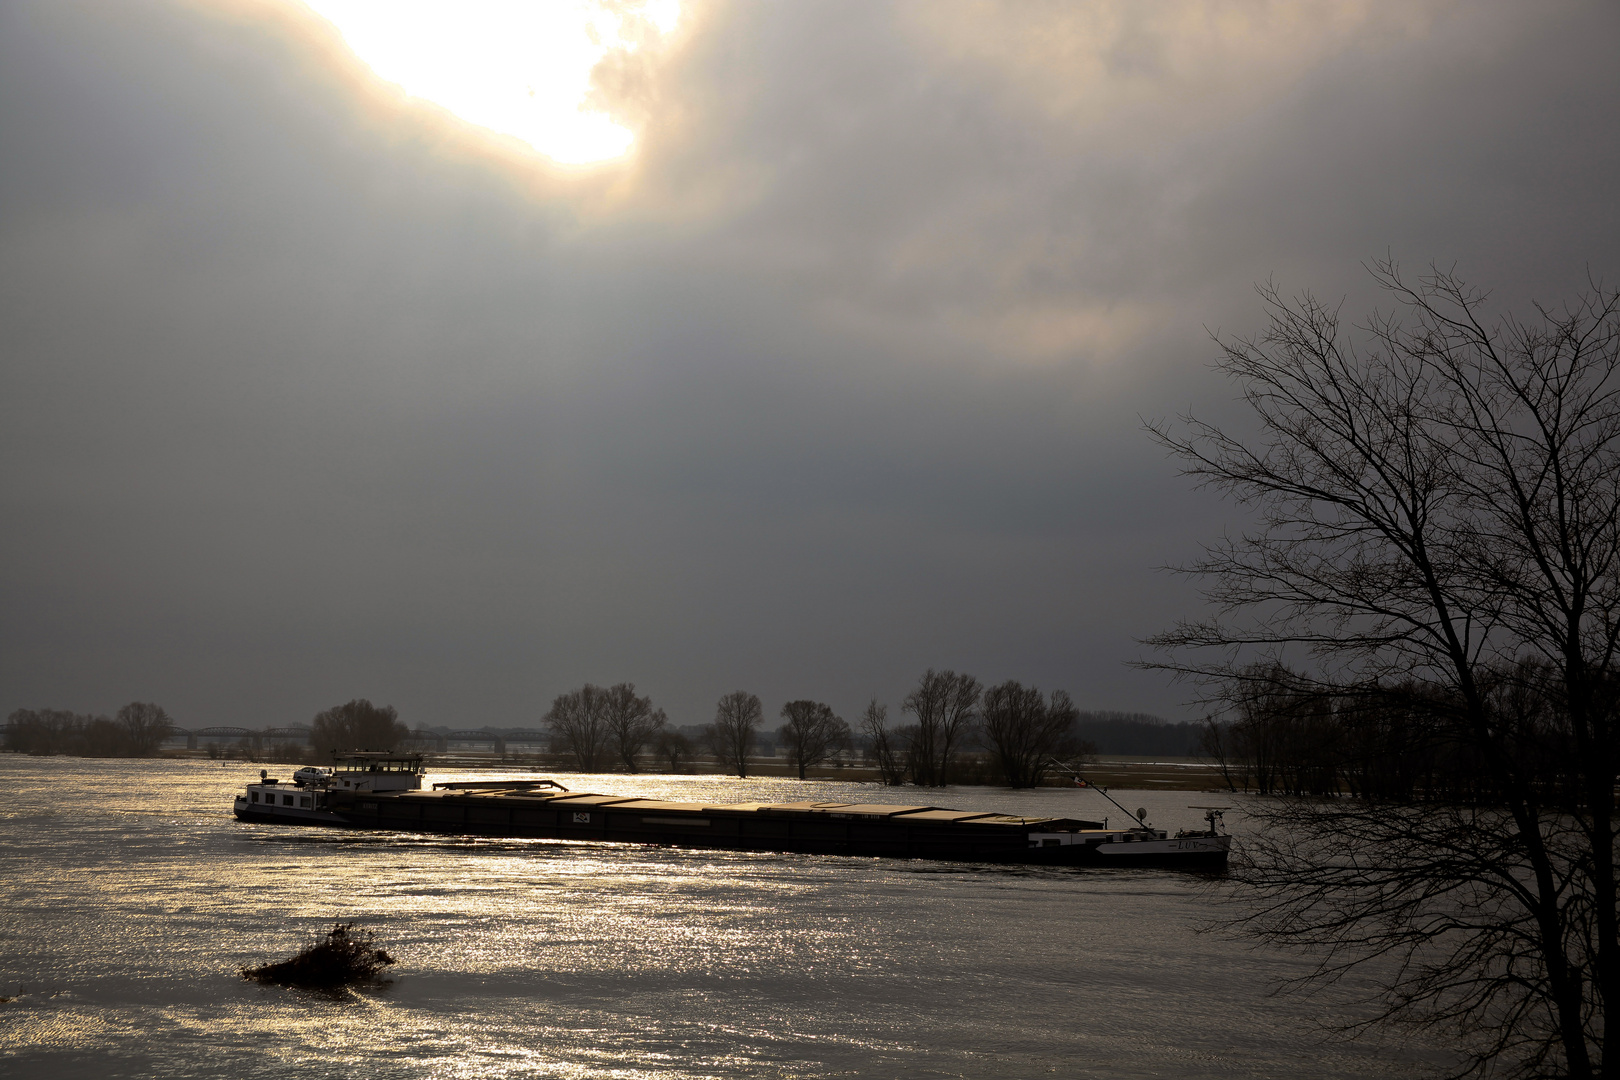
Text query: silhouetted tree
978 682 1084 788
1209 665 1345 796
776 699 850 779
5 708 80 755
704 691 762 778
902 669 980 786
858 699 908 785
544 685 612 771
600 683 664 772
115 701 173 757
6 705 176 757
652 728 695 772
1148 262 1620 1078
309 699 408 758
1198 716 1244 791
78 715 124 755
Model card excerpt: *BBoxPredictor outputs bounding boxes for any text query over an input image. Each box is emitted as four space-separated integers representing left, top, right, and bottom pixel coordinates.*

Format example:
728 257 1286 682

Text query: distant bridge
161 725 312 750
408 729 551 753
3 721 552 755
160 725 554 754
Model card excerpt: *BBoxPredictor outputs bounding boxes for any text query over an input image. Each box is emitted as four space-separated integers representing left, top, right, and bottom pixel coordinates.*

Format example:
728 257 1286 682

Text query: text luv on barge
234 752 1231 870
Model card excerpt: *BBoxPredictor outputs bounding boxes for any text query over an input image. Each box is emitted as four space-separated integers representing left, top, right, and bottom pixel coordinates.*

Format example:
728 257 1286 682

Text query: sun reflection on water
0 758 1446 1079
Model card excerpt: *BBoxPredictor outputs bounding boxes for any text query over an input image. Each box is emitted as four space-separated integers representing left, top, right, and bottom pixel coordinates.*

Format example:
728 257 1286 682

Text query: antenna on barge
1045 756 1155 830
1085 777 1156 830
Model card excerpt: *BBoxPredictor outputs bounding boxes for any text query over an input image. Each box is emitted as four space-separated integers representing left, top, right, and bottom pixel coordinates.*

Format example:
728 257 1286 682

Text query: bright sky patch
301 0 679 164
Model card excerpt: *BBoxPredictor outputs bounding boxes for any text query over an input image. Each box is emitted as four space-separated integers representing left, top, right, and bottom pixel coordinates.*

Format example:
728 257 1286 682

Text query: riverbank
4 749 1232 792
308 753 1227 791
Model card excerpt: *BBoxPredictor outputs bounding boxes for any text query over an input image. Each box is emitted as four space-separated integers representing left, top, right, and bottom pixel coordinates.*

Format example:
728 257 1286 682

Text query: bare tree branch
1148 262 1620 1078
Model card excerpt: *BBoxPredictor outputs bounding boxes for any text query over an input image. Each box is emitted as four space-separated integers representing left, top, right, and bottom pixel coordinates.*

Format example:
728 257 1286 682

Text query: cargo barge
233 752 1231 869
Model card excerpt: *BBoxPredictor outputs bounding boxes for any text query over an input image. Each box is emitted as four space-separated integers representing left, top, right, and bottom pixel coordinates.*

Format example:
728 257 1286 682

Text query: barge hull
292 789 1230 869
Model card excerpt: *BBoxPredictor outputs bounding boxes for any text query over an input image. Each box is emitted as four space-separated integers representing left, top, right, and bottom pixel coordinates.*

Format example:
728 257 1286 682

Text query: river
0 756 1443 1078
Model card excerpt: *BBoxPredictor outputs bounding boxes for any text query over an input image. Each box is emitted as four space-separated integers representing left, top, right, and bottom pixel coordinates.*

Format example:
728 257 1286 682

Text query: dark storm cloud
2 0 1616 729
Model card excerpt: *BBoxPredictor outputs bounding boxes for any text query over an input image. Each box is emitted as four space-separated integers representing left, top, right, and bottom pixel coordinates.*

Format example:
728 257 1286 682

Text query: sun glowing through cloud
299 0 679 164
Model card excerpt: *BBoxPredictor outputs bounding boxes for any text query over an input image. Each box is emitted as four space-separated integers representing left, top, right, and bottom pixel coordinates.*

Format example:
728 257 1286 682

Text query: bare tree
3 708 59 754
600 683 664 772
114 701 174 756
777 699 851 779
1147 262 1620 1078
6 707 139 756
902 669 981 786
1197 715 1244 792
978 682 1083 788
704 690 762 778
544 684 612 772
652 727 695 772
309 699 409 758
1201 664 1347 797
858 699 908 785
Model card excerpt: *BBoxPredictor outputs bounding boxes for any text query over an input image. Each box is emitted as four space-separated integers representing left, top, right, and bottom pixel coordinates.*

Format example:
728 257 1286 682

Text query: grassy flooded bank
401 753 1230 793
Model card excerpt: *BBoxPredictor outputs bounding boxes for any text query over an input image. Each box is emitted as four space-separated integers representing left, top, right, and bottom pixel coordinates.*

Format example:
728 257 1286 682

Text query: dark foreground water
0 757 1443 1079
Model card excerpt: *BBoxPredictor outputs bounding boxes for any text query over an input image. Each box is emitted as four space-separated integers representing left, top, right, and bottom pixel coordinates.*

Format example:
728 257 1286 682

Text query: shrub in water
242 923 395 987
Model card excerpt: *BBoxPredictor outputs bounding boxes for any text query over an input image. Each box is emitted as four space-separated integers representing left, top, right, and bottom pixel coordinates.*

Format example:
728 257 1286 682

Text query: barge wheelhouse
232 751 424 825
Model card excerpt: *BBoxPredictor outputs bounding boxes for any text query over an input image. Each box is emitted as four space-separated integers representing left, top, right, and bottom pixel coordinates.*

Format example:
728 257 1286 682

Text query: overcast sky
2 0 1616 731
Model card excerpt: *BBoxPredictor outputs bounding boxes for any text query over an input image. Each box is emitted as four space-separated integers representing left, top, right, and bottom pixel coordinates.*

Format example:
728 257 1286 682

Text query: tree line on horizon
1196 664 1513 800
3 703 174 757
3 688 1194 783
1 698 412 762
541 668 1100 788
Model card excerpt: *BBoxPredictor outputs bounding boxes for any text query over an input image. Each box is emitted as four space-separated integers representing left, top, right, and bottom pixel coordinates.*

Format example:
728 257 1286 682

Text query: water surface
0 757 1440 1078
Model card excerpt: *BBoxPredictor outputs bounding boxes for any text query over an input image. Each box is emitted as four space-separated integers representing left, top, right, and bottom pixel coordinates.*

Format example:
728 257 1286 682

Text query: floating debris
242 923 395 987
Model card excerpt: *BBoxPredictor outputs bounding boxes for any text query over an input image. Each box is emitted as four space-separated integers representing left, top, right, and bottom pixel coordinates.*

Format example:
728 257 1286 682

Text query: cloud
1 0 1616 728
